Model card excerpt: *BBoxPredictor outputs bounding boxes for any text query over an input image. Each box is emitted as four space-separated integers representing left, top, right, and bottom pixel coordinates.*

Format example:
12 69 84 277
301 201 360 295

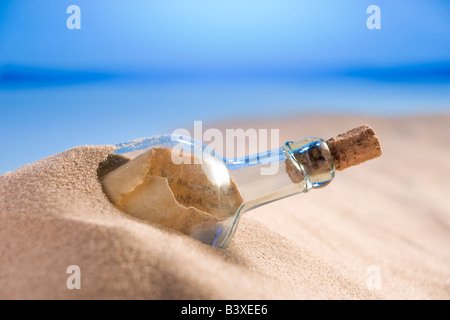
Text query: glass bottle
99 134 336 249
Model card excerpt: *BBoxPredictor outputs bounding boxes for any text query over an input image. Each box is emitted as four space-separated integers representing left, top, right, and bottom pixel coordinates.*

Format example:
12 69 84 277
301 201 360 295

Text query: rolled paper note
100 148 243 235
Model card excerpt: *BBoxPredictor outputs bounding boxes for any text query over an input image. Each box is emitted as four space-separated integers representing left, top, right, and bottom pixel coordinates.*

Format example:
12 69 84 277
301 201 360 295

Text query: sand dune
0 115 449 299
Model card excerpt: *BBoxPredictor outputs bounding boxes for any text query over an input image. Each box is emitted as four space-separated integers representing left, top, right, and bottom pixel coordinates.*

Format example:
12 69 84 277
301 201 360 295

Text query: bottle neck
227 137 335 212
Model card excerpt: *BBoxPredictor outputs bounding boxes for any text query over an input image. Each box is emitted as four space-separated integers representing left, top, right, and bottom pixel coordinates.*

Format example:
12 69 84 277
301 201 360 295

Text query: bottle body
99 134 335 248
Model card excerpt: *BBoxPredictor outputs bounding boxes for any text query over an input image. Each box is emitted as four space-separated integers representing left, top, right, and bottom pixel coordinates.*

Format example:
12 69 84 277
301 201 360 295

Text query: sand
0 115 449 300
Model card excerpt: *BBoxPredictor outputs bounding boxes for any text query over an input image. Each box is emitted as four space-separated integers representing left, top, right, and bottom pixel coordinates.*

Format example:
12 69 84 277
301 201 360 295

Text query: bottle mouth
218 137 337 249
284 137 335 190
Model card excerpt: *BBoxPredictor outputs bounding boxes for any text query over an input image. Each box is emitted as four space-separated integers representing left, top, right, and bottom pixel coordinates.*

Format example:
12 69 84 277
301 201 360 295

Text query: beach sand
0 115 449 299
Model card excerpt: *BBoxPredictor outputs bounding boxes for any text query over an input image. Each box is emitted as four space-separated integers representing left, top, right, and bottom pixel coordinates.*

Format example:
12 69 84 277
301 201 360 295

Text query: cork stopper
326 125 382 171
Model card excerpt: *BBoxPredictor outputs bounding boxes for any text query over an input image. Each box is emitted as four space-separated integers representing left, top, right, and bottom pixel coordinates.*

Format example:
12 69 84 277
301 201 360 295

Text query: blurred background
0 0 449 174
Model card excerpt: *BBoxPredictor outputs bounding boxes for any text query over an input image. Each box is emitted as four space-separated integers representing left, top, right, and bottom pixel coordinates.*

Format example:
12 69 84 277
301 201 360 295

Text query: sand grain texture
0 115 449 299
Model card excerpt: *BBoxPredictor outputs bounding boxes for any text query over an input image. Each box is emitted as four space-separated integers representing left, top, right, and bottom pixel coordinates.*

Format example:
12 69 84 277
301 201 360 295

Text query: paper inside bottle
100 148 243 236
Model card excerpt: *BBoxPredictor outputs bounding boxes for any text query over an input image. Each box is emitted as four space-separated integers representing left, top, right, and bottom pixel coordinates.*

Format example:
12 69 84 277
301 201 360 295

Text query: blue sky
0 0 449 72
0 0 449 173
